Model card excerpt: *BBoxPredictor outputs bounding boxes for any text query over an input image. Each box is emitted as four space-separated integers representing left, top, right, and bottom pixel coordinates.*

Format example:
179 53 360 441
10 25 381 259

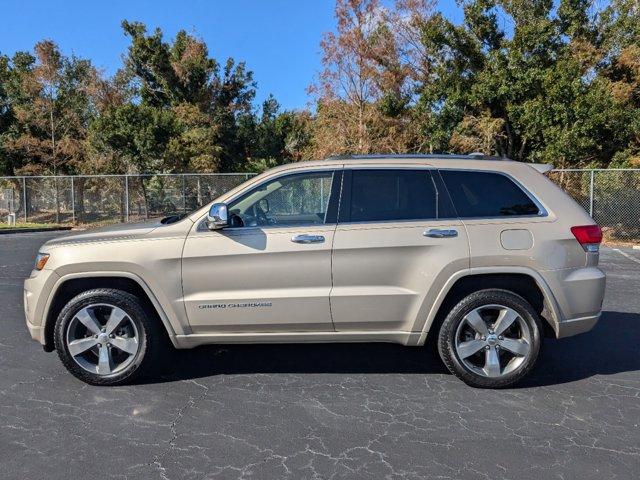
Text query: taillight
571 225 602 252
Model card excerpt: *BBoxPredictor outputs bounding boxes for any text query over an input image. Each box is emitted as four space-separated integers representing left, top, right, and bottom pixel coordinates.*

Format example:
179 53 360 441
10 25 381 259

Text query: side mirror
206 203 229 230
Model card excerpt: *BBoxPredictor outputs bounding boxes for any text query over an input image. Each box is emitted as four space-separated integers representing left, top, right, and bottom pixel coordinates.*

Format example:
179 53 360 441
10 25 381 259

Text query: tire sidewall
438 289 542 388
54 289 151 386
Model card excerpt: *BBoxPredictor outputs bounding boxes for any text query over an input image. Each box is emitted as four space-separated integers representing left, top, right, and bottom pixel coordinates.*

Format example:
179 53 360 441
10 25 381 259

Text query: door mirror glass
206 203 229 230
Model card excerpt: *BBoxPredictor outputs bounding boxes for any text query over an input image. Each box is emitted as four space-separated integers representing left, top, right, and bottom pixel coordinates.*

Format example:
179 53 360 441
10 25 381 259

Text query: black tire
54 288 160 386
437 289 542 388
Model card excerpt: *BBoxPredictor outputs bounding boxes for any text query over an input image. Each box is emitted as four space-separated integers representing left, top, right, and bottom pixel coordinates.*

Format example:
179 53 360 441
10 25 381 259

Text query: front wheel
438 289 542 388
54 288 160 386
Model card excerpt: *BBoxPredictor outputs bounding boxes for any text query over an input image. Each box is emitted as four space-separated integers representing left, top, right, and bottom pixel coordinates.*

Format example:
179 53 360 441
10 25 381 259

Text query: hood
43 219 164 247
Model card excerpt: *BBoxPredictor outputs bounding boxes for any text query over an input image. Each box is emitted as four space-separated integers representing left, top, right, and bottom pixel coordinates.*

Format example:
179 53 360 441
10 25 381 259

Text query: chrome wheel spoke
464 310 489 336
105 308 127 335
75 308 101 335
483 347 501 377
97 346 114 374
494 308 519 336
68 337 98 356
500 338 530 357
456 339 487 359
110 336 138 355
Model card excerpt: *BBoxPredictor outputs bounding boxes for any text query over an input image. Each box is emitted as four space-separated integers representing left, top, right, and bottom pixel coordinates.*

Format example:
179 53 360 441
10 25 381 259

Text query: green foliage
1 3 639 175
89 103 178 173
415 0 640 166
0 42 97 175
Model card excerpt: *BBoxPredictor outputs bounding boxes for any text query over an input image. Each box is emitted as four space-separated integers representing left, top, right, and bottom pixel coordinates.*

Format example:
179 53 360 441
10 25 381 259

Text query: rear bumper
541 267 606 338
556 313 601 338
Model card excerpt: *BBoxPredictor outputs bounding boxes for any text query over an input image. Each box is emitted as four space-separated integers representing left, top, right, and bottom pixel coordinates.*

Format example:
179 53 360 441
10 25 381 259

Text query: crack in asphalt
148 379 213 479
1 235 640 479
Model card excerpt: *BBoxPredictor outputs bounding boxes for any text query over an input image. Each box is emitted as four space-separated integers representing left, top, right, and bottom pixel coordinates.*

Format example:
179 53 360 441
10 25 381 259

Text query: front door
330 167 469 332
182 169 341 333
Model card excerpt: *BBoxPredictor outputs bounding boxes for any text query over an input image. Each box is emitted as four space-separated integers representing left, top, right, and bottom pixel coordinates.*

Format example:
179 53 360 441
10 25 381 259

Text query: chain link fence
0 173 254 226
548 169 640 243
1 169 639 243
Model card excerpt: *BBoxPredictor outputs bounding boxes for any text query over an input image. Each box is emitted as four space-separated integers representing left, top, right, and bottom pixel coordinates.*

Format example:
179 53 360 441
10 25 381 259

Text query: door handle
423 228 458 238
291 234 325 244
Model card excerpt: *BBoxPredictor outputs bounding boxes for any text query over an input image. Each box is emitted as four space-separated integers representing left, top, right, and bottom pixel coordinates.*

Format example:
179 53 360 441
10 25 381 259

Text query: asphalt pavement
1 231 639 480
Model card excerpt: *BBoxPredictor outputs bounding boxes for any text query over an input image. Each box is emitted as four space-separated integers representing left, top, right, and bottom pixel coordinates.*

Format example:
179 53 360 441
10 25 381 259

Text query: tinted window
440 170 540 218
348 169 454 222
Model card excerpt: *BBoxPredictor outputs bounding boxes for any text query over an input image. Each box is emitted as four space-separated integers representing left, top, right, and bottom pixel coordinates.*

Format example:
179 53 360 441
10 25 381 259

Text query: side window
348 169 454 222
439 170 540 218
228 171 335 227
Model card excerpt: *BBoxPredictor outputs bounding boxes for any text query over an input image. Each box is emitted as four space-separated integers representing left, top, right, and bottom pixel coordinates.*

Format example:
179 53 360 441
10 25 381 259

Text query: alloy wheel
65 303 140 376
454 304 532 378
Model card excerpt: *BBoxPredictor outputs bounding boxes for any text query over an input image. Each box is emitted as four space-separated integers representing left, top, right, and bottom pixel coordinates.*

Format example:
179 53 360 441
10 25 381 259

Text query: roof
325 153 505 161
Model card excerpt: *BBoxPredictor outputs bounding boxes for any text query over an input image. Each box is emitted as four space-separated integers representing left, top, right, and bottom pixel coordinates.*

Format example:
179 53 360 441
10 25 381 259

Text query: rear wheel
54 288 160 386
438 289 542 388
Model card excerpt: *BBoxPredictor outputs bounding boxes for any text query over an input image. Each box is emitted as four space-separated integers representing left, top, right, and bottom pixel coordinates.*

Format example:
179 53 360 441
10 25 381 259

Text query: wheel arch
418 268 561 345
43 273 179 352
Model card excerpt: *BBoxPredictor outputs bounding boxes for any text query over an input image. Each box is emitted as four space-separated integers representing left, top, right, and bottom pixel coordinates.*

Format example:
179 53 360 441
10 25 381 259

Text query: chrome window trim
197 165 549 231
336 217 461 227
197 222 338 233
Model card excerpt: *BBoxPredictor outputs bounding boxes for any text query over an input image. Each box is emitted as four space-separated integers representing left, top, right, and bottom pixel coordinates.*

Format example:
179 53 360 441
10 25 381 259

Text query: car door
182 169 341 333
330 167 470 333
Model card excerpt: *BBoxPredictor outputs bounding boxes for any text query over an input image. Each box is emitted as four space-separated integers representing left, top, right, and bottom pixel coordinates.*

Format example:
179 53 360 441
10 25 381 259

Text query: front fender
41 270 187 349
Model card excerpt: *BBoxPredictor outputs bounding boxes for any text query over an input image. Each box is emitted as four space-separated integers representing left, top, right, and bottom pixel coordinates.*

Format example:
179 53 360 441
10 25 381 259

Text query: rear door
330 167 469 332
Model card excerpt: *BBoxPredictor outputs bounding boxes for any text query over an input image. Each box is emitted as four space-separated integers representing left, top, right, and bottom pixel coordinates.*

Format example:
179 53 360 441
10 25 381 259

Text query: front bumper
23 268 60 346
25 317 46 345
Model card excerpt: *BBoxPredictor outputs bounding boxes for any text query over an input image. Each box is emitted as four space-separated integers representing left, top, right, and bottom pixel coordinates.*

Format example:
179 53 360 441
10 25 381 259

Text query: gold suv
24 155 606 387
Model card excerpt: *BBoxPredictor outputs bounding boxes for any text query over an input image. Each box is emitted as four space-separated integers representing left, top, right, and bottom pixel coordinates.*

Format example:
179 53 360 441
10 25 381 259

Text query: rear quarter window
439 170 540 218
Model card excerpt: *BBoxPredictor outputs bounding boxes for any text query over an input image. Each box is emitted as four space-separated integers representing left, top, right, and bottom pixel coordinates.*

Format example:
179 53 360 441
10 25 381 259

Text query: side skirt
173 331 423 349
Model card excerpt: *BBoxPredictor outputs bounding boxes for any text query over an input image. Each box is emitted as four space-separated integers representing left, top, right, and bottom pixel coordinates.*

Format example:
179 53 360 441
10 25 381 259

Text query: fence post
589 170 595 218
22 177 27 222
70 176 75 224
182 174 186 213
124 175 130 222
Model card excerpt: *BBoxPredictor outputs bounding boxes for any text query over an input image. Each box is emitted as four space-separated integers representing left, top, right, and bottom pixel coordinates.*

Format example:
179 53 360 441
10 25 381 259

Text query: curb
0 226 73 235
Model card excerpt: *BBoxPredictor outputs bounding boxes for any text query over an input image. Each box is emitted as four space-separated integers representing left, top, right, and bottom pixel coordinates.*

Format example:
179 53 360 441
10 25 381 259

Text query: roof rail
325 153 506 161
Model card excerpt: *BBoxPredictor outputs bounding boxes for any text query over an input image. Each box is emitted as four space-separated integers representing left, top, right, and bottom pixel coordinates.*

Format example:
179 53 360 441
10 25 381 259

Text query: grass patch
0 222 67 230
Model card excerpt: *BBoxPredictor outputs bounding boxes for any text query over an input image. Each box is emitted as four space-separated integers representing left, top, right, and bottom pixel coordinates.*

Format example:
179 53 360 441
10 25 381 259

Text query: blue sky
0 0 462 110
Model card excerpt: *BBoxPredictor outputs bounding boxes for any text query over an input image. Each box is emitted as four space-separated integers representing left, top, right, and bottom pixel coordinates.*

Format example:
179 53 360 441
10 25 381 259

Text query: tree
237 95 313 171
0 42 98 221
120 21 256 171
89 103 178 218
89 103 176 174
2 42 96 175
0 54 14 174
415 0 640 167
310 0 425 158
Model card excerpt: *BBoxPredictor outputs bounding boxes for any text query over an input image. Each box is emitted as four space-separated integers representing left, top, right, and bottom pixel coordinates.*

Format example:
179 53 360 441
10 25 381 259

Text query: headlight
35 252 50 270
